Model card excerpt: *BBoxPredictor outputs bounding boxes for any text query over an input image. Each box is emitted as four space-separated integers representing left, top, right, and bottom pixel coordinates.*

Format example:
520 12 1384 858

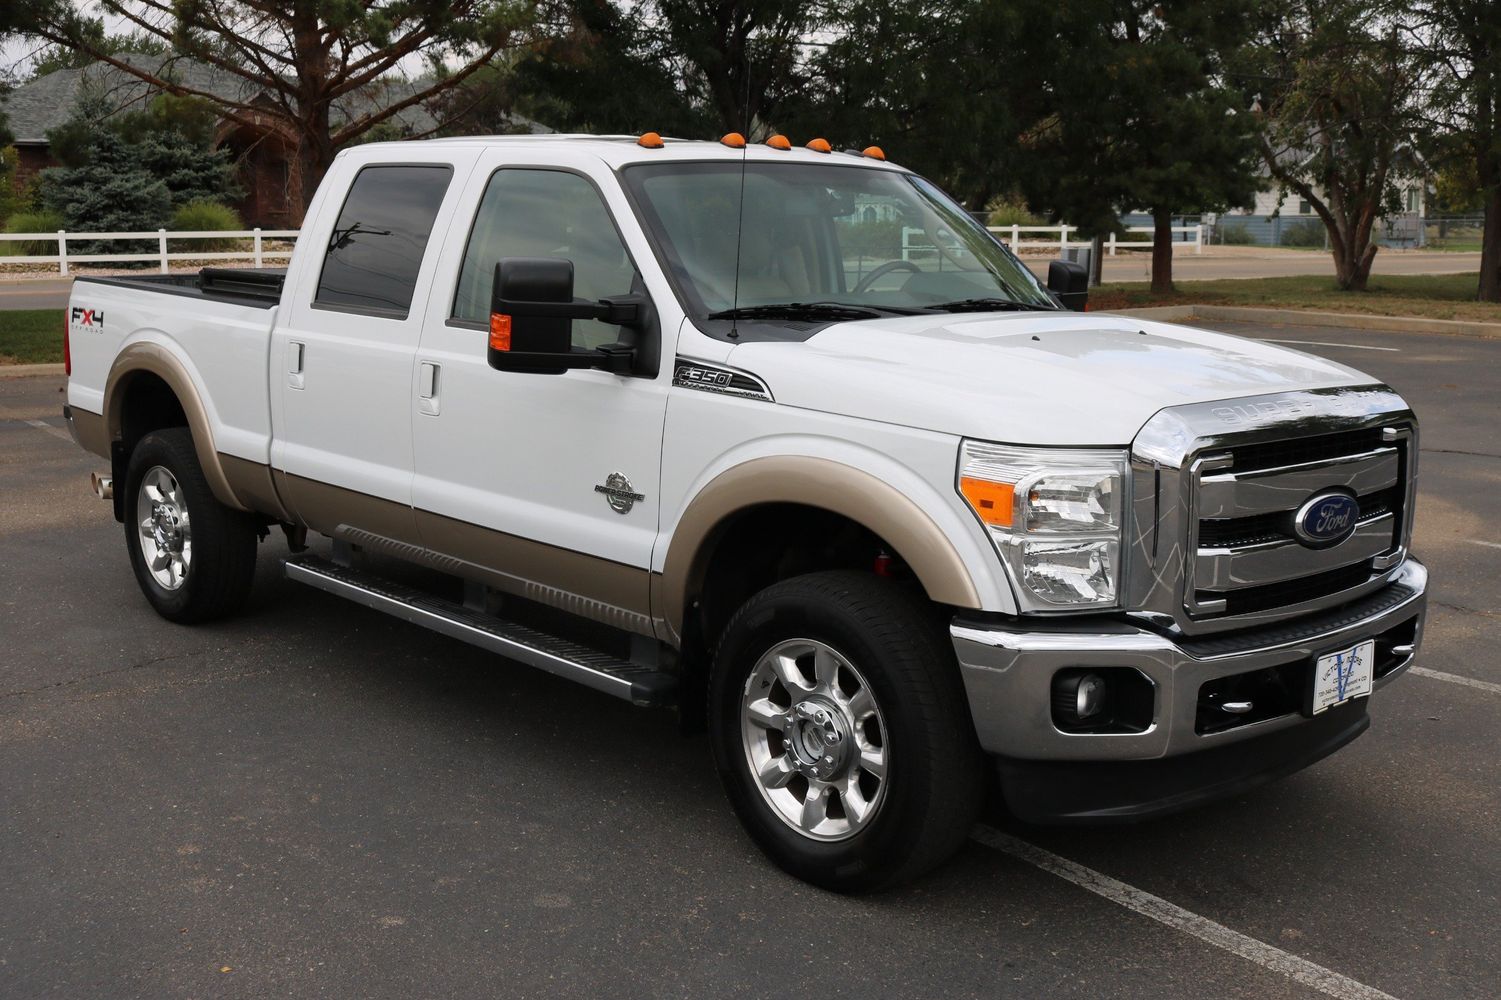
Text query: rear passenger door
271 157 462 546
411 153 673 636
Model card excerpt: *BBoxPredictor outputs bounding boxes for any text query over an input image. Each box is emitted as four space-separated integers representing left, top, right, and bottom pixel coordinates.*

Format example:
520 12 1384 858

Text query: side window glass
315 165 452 317
453 169 639 350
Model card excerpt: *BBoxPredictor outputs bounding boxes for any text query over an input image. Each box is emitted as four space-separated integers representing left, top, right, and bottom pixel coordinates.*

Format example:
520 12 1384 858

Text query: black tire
123 428 258 624
709 570 985 892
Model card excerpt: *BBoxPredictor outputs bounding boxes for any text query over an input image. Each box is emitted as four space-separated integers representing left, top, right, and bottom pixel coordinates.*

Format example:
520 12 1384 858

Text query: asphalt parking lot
1 321 1497 999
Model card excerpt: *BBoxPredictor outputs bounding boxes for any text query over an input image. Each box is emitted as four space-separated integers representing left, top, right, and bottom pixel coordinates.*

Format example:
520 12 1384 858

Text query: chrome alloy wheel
137 465 192 591
740 638 889 842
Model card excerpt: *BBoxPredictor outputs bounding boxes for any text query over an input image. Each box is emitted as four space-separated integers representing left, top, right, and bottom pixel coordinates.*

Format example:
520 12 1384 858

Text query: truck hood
726 312 1369 445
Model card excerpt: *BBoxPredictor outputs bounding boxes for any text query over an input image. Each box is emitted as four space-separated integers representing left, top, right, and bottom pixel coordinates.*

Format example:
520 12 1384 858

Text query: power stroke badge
594 472 645 514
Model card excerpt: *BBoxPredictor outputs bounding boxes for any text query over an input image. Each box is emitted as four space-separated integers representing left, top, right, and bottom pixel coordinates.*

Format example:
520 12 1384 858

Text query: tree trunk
1326 216 1379 291
1481 185 1501 303
1151 208 1174 294
288 102 335 224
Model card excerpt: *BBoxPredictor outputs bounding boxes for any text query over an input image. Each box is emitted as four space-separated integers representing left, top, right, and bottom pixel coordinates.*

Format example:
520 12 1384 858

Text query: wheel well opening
118 372 188 453
690 504 928 655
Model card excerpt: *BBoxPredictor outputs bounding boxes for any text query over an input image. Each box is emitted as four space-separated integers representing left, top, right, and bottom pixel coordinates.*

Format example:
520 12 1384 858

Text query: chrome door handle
418 361 440 416
287 341 305 390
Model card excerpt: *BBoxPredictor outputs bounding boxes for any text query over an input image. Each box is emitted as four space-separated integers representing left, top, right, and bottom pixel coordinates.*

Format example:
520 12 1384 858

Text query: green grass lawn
0 309 64 364
1092 272 1501 323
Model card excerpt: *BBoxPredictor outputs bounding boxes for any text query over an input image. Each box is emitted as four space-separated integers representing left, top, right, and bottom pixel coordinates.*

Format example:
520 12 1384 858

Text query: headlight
957 440 1127 610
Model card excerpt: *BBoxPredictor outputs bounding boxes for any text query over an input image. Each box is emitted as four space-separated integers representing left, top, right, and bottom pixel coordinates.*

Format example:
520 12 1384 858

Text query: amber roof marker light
720 132 747 148
862 145 887 161
806 138 832 153
765 134 792 150
637 132 665 148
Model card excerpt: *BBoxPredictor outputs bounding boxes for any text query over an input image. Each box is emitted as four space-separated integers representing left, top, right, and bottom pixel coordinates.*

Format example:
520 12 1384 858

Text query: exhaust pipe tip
91 472 113 501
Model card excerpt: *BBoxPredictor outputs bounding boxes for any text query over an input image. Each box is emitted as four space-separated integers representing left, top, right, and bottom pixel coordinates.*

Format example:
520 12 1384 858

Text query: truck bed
77 267 286 308
66 265 285 472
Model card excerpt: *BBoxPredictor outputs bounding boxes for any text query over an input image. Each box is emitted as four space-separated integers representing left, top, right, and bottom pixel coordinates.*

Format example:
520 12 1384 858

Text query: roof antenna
728 59 752 340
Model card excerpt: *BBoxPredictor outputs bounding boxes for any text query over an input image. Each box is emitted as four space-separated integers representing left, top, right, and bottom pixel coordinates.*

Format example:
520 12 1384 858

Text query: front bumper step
283 554 677 707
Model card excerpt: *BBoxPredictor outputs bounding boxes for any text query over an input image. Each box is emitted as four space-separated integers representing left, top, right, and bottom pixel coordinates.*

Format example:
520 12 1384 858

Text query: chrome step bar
283 555 676 707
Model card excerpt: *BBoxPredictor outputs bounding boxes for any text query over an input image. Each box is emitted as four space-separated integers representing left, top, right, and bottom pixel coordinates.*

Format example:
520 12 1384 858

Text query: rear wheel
124 428 258 623
709 571 985 892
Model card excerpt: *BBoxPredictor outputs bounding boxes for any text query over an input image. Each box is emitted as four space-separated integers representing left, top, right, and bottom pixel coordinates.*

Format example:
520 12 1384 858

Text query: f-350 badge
594 472 645 514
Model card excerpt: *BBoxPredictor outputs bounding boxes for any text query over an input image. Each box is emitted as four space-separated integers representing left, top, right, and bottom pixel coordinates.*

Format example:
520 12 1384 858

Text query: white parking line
1468 540 1501 550
1409 666 1501 695
0 416 73 443
970 825 1400 1000
1263 339 1401 352
24 419 72 443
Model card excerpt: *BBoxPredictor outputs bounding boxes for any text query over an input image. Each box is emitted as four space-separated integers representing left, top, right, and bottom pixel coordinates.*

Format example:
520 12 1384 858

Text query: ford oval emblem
1293 491 1360 547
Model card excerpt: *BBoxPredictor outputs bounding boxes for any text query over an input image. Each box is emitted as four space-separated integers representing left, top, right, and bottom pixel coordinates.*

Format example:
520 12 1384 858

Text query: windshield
621 161 1057 331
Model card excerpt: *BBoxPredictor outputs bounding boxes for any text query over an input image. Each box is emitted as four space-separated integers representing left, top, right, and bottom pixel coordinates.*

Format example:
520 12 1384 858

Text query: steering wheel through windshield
852 260 920 294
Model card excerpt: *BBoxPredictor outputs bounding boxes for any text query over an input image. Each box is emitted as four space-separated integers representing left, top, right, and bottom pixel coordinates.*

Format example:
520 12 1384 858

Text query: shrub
1280 218 1325 248
1218 221 1256 245
987 196 1046 228
169 200 244 252
3 210 65 257
40 132 171 257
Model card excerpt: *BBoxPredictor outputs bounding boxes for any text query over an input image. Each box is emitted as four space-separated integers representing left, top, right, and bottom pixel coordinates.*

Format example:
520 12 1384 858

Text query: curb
1110 303 1501 339
0 363 66 379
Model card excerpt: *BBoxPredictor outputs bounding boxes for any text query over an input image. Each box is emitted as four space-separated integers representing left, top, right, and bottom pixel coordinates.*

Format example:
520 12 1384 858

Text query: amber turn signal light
862 145 886 161
489 313 512 352
766 134 792 150
637 131 664 148
806 138 832 153
959 477 1014 527
720 132 747 148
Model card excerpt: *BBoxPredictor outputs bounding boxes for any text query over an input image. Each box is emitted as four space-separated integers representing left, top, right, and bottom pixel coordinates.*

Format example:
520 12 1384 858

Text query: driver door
411 154 673 636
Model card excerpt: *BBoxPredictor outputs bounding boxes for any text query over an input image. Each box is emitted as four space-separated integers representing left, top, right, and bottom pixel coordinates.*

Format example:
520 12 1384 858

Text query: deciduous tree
1017 0 1258 293
1243 0 1426 291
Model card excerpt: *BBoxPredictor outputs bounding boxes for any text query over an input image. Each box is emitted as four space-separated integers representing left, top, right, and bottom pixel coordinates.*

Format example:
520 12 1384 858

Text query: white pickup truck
63 134 1426 891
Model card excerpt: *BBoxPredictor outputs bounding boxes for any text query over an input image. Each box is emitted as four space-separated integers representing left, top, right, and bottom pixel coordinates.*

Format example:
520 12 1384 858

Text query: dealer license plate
1310 640 1375 715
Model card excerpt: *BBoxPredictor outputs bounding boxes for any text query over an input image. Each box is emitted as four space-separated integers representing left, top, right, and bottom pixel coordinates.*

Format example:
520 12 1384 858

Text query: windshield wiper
927 297 1055 313
706 302 887 322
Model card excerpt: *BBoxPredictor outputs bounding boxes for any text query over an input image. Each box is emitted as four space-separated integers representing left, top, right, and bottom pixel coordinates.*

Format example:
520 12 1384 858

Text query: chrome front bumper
952 558 1426 764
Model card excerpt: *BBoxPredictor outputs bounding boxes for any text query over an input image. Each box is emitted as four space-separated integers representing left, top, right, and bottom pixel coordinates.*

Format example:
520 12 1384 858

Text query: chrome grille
1128 386 1417 636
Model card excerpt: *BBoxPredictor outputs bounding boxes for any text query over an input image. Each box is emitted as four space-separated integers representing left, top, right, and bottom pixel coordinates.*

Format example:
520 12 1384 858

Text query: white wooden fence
0 228 300 275
987 224 1205 255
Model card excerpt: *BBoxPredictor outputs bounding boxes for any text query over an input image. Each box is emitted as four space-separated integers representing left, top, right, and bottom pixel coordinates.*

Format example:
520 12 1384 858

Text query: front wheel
709 571 985 892
124 428 258 623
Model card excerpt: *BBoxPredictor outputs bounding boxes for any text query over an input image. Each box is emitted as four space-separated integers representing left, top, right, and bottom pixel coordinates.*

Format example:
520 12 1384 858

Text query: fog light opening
1051 668 1155 734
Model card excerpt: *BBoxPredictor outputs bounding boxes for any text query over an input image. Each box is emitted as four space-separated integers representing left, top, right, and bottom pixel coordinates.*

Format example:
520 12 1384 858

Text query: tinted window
621 162 1054 330
453 169 639 350
315 165 453 317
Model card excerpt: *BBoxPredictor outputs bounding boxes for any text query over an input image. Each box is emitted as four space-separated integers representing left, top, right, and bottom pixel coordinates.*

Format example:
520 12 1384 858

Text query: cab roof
351 133 908 172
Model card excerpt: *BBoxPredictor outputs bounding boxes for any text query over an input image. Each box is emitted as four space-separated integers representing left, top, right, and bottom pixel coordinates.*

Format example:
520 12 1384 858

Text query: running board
283 555 676 707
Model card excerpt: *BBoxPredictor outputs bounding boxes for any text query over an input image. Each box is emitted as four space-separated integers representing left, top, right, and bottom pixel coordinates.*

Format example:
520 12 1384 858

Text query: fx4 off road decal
70 307 105 329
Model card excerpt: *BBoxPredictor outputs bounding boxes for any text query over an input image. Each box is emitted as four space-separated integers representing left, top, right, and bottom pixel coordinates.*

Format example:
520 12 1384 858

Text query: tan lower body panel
276 469 654 638
220 454 291 522
69 407 111 460
416 509 653 637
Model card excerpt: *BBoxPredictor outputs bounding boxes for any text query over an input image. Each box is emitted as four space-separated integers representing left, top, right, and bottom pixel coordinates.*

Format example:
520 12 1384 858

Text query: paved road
0 277 73 311
1 323 1497 999
0 250 1487 311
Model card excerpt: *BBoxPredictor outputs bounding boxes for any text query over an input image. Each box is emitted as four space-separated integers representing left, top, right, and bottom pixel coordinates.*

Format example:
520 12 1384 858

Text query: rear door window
315 165 453 318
